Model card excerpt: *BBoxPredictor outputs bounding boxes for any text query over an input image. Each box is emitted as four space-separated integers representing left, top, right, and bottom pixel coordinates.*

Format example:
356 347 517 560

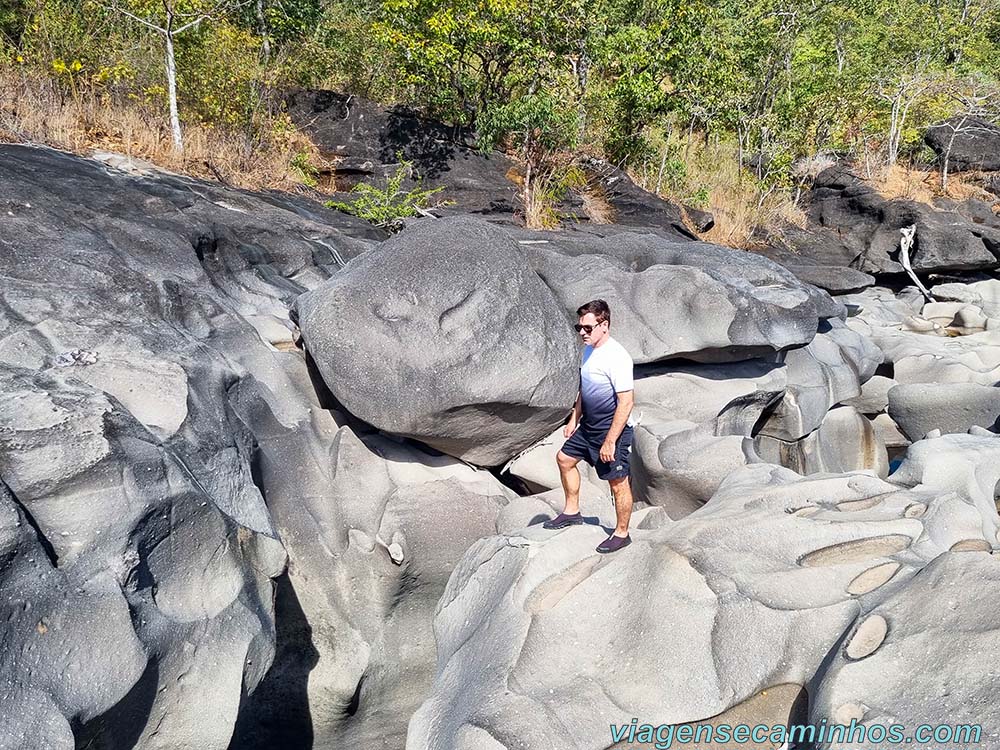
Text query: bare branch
99 2 167 34
173 0 252 33
173 15 210 34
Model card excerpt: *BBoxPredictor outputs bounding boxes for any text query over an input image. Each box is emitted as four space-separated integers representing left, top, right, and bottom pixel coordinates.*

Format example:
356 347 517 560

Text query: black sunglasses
574 322 605 333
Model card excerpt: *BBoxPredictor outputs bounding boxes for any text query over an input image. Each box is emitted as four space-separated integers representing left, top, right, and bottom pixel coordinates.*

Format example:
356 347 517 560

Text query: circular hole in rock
845 614 888 660
949 539 993 553
833 702 866 724
799 535 911 567
847 562 901 595
836 496 883 512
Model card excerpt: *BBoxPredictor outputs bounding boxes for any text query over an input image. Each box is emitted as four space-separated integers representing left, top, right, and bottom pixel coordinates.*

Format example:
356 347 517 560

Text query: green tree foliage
2 0 999 214
327 159 446 231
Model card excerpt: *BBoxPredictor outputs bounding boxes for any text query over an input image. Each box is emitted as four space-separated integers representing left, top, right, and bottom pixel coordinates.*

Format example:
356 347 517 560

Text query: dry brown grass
0 69 318 191
631 136 808 249
871 163 999 205
580 185 615 224
699 180 808 248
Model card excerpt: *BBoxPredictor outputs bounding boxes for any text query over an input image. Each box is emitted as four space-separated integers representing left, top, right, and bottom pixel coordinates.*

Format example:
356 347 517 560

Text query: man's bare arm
600 390 634 461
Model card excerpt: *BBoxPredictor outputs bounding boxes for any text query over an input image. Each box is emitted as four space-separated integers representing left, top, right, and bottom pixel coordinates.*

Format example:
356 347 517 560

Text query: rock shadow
73 659 159 750
229 573 319 750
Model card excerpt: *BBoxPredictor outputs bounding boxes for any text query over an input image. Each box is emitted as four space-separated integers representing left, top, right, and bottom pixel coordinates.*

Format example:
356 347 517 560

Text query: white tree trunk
164 30 183 152
887 92 901 165
256 0 271 62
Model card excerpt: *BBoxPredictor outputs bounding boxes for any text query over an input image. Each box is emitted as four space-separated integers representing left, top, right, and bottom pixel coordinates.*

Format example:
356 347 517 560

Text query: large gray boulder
925 116 1000 172
888 382 1000 440
521 228 836 363
296 217 579 466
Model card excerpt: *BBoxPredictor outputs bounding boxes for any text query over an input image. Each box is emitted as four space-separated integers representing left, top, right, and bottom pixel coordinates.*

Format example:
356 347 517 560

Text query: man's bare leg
556 450 582 515
609 476 633 537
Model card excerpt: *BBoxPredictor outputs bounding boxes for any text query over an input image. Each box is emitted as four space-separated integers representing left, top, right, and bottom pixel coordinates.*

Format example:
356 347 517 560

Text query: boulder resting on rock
295 216 579 466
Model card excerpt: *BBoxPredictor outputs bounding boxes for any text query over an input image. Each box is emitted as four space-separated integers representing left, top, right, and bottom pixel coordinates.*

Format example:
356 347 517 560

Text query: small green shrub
686 185 711 209
290 151 319 187
326 159 445 231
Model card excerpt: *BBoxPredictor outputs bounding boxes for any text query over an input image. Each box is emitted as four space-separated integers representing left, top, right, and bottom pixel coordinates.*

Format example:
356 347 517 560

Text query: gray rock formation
888 382 1000 440
409 430 1000 749
843 286 1000 386
810 552 1000 744
925 116 1000 172
626 359 784 517
285 89 523 223
0 144 314 749
758 318 881 441
522 227 836 363
5 139 1000 750
577 156 707 239
295 216 579 466
227 368 515 749
931 277 1000 317
799 436 1000 743
843 374 896 414
755 406 888 477
1 145 529 750
752 242 876 293
502 426 609 500
777 165 1000 276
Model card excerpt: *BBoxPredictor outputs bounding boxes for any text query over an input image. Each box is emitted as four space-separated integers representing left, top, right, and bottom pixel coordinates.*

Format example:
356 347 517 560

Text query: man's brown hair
576 299 611 326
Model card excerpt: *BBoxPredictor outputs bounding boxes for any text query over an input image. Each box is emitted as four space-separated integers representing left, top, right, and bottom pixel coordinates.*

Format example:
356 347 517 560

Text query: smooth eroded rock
296 217 578 466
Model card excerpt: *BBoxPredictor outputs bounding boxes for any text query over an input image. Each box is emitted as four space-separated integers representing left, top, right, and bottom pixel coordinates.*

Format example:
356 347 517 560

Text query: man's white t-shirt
579 336 635 432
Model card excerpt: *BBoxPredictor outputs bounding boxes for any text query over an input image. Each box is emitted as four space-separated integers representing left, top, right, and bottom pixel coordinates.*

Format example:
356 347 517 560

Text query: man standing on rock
544 299 635 553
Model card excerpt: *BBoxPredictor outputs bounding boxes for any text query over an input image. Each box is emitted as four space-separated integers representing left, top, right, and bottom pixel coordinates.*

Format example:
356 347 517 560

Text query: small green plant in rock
291 151 319 187
326 159 445 231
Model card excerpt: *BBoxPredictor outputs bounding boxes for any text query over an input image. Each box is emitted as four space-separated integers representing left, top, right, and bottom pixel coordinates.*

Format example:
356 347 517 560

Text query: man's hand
599 439 616 464
564 420 578 438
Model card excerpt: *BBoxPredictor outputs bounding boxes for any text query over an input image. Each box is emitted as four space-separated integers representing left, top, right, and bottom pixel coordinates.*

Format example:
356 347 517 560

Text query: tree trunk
886 93 901 165
655 146 668 194
256 0 271 62
941 117 967 192
164 30 183 152
736 124 746 186
523 152 536 228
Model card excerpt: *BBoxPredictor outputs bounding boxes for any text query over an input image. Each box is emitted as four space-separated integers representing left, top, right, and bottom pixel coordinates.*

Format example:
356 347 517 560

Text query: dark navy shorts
560 425 633 481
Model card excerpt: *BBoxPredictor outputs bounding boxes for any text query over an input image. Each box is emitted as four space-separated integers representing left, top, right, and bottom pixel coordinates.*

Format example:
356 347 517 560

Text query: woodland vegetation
2 0 998 237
